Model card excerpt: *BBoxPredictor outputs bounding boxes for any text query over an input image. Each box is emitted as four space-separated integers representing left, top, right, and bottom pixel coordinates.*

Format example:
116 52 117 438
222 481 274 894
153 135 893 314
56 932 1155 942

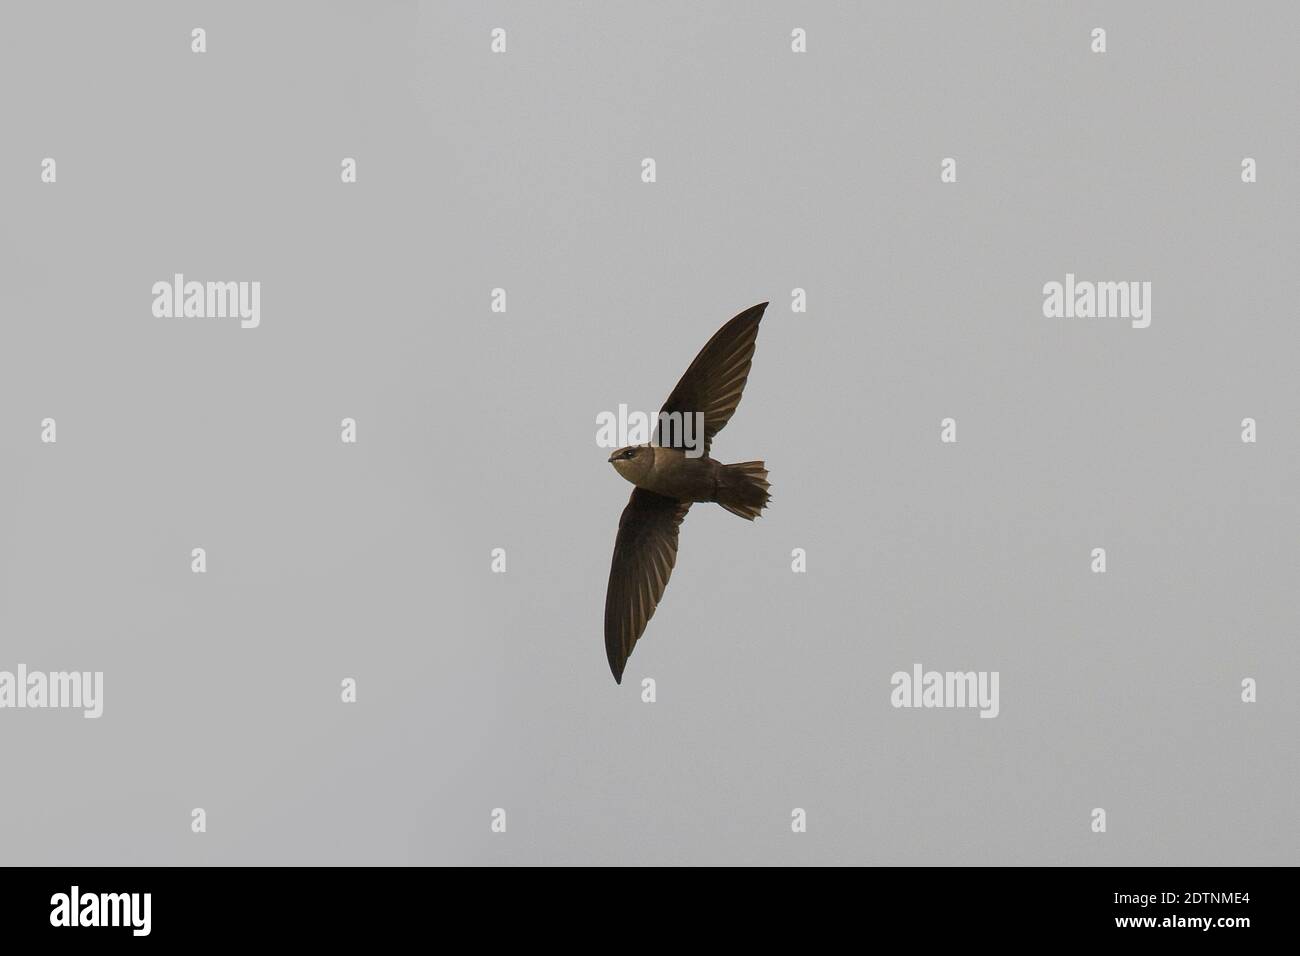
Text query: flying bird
604 302 772 683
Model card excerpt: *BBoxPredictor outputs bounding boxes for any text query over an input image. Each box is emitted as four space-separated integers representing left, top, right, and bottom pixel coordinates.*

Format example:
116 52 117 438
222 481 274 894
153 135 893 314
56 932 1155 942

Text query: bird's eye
624 449 635 458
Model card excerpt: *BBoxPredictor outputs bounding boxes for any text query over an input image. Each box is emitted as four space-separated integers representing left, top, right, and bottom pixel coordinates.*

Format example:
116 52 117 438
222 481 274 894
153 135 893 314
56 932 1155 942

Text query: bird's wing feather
654 302 767 456
604 489 692 683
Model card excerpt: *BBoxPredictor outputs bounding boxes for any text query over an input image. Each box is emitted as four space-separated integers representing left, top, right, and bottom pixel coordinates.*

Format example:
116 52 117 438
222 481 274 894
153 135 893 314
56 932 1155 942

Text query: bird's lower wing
604 489 692 683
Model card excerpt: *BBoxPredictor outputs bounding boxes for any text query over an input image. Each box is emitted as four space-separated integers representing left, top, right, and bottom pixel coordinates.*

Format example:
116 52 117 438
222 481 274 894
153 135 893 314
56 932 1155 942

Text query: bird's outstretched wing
653 301 767 456
604 489 692 683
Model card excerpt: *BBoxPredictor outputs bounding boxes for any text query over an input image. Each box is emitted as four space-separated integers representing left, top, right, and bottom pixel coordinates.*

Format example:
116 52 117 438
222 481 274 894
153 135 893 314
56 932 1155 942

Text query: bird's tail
716 461 771 520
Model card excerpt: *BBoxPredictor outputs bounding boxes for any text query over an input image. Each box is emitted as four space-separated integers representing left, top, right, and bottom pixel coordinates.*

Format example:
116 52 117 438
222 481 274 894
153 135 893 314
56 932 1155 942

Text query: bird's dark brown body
602 302 773 683
608 446 721 502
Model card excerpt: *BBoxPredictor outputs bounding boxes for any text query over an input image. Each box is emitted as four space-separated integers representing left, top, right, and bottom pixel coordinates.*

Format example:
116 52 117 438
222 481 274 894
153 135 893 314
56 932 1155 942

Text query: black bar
0 865 1278 942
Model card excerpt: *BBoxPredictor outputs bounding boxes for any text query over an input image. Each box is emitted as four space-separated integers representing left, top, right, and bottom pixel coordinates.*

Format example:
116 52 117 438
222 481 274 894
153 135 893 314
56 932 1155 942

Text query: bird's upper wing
653 302 767 456
604 488 692 683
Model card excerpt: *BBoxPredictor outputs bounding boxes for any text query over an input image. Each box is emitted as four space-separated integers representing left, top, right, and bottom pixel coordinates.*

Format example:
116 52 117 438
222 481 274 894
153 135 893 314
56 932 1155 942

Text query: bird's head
608 444 652 484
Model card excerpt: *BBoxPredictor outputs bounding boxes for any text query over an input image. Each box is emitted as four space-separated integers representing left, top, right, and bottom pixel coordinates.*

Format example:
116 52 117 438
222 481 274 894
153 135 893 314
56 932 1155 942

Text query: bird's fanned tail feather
716 461 770 520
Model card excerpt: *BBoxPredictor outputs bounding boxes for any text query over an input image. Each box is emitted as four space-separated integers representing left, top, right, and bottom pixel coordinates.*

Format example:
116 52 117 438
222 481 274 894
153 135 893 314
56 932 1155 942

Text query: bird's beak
607 453 618 463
